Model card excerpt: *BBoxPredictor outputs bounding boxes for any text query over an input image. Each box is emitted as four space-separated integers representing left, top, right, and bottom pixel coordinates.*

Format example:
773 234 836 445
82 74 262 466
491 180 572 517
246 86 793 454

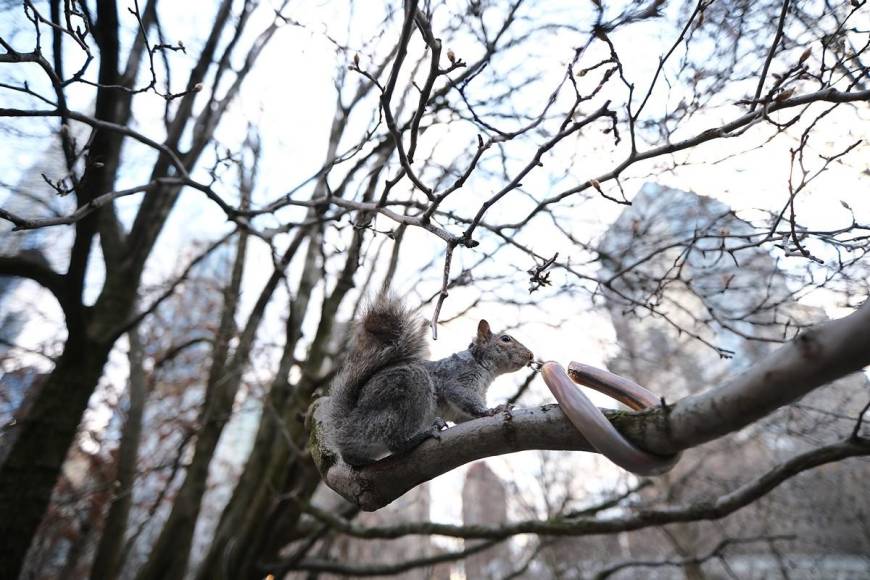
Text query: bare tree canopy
0 0 868 578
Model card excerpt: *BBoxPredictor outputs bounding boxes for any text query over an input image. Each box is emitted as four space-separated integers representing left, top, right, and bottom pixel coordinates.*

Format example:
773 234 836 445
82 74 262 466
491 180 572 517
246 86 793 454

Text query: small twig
430 242 456 339
750 0 791 113
851 399 870 441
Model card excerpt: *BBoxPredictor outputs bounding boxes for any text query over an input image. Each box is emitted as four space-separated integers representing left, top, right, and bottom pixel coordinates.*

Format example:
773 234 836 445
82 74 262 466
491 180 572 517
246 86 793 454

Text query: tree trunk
135 213 250 580
240 456 322 580
195 236 321 580
193 377 296 580
89 328 147 580
0 338 111 579
201 391 319 580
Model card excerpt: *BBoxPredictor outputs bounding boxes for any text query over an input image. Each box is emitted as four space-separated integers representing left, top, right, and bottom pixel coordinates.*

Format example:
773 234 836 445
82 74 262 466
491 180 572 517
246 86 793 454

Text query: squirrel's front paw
429 420 447 442
485 403 515 417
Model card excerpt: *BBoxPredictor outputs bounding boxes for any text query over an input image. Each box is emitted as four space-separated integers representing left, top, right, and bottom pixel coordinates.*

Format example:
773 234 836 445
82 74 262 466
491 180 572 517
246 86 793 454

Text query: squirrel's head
470 319 534 375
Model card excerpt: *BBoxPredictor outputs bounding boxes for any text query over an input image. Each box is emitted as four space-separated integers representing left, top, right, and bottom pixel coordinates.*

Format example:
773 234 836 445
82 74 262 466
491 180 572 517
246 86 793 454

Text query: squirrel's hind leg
340 451 378 467
388 419 445 457
335 433 384 467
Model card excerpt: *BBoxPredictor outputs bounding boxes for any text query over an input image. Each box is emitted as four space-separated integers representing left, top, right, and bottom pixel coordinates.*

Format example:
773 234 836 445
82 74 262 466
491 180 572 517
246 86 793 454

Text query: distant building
462 462 511 579
587 183 870 578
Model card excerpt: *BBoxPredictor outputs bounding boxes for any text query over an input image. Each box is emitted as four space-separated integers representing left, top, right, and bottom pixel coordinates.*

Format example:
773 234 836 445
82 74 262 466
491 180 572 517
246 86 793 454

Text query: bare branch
0 251 74 318
265 537 503 576
593 534 797 580
304 436 869 539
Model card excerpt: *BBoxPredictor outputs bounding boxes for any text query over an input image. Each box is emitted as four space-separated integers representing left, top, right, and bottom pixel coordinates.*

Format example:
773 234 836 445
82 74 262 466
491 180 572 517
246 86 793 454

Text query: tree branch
508 87 870 229
304 436 869 539
0 251 75 318
593 534 796 580
265 538 503 576
308 300 870 510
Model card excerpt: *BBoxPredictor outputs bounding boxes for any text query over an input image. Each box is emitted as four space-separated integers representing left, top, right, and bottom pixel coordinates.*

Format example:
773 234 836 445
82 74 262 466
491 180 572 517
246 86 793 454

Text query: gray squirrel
327 296 534 466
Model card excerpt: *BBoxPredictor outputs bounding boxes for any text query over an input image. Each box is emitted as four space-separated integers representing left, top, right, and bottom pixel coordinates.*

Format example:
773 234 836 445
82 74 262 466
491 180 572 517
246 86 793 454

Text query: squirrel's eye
499 335 512 343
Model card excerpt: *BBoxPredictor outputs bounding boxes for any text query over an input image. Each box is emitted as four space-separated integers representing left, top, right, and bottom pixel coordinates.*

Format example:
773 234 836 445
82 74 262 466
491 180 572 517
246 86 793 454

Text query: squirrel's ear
477 319 492 341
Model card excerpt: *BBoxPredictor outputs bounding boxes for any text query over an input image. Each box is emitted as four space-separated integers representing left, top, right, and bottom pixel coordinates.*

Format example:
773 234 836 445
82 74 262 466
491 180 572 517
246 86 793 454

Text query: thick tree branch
633 298 870 453
0 251 63 295
0 251 75 318
309 300 870 510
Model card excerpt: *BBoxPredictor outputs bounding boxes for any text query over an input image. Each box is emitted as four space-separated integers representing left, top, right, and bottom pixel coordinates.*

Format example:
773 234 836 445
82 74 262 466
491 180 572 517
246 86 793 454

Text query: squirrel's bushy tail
328 295 429 416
